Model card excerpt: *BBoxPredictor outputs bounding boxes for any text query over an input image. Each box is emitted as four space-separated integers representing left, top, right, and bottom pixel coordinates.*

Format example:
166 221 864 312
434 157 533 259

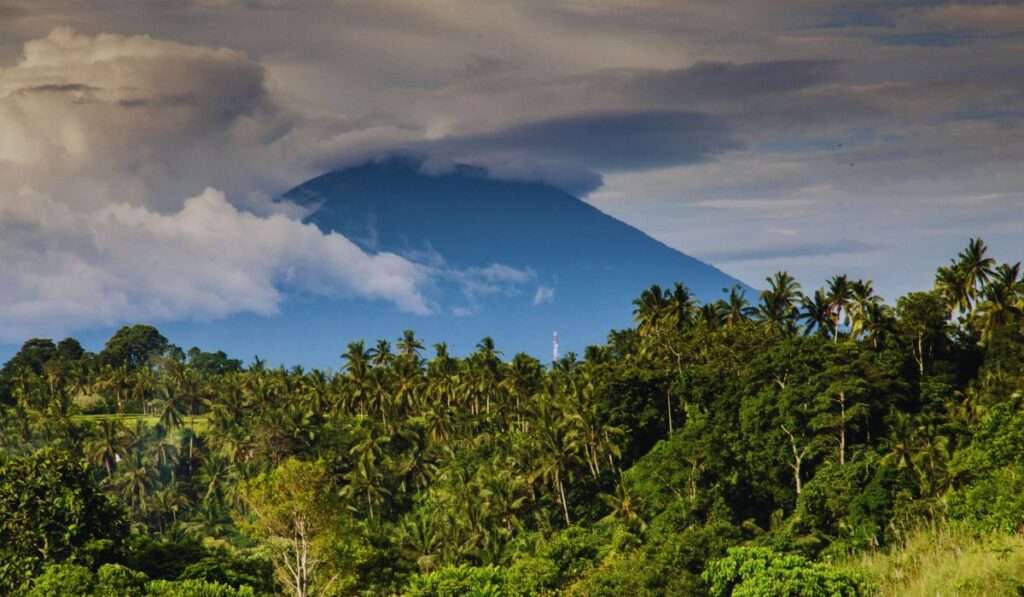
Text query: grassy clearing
844 525 1024 596
71 413 209 433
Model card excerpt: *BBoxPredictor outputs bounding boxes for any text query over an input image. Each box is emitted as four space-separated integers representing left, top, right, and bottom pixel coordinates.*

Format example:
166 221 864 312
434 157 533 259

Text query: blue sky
0 0 1022 355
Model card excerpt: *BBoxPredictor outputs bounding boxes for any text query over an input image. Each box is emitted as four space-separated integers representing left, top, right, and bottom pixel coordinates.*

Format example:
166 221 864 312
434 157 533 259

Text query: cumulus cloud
0 187 431 342
0 29 437 339
0 27 417 213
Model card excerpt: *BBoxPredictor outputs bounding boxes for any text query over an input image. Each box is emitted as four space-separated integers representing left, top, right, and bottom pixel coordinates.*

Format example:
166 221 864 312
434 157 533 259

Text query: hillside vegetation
1 238 1023 596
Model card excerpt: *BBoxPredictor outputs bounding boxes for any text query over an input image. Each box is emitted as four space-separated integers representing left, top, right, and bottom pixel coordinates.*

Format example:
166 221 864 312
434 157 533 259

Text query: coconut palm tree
957 237 996 309
826 275 853 342
156 384 186 435
849 279 884 340
722 285 754 327
667 282 698 330
800 289 834 338
369 339 394 368
934 264 970 316
975 262 1023 342
397 330 426 361
632 284 670 336
755 272 803 335
86 418 132 479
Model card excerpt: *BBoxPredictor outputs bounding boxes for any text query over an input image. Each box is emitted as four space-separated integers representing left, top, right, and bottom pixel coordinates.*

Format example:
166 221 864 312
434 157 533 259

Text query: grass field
71 413 209 433
844 525 1024 596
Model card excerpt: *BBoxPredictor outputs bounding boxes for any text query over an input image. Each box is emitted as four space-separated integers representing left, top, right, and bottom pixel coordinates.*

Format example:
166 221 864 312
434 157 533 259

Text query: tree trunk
781 425 806 495
666 390 673 435
838 391 846 465
916 334 925 375
556 469 571 526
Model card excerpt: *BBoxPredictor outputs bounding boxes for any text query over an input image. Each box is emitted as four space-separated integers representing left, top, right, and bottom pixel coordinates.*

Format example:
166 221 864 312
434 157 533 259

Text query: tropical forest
3 238 1024 596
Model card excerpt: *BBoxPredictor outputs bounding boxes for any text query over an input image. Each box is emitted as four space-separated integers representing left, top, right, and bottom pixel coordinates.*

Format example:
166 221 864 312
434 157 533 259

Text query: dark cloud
18 83 100 94
419 110 740 189
595 60 842 103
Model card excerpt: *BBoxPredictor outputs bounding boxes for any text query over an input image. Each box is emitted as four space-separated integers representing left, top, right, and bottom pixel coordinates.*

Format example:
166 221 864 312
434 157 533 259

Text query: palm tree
343 433 392 521
150 482 189 532
800 289 834 338
369 339 393 368
528 389 579 526
470 338 502 417
934 264 970 316
599 478 646 531
87 419 132 479
722 285 753 327
156 384 186 434
666 282 697 330
342 341 372 415
755 272 802 335
826 274 852 342
862 302 896 350
117 455 155 513
632 284 670 336
148 433 180 472
700 303 724 328
397 330 425 361
849 279 883 340
394 509 444 573
957 237 996 309
975 262 1023 342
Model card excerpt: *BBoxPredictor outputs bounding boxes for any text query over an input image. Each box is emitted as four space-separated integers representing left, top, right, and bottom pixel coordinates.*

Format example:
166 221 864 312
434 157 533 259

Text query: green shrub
144 578 256 597
947 466 1024 534
95 563 148 596
24 563 96 597
703 546 871 597
405 564 508 597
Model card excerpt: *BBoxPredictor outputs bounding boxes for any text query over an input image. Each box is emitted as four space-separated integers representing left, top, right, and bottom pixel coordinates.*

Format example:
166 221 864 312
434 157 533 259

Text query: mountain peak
272 160 747 360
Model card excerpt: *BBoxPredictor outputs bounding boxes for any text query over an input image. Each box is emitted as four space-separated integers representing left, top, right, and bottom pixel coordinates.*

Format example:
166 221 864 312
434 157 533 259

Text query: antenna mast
552 331 559 363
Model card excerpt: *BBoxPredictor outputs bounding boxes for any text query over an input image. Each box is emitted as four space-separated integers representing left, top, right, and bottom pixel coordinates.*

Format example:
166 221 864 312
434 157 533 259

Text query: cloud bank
0 29 433 340
0 188 430 342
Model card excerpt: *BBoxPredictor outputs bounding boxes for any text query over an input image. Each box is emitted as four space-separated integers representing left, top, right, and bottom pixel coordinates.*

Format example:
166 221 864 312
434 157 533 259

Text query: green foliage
26 563 254 597
239 458 346 596
405 564 508 596
703 547 870 597
24 563 97 597
100 324 170 369
790 459 907 555
144 578 256 597
0 449 127 592
2 238 1023 596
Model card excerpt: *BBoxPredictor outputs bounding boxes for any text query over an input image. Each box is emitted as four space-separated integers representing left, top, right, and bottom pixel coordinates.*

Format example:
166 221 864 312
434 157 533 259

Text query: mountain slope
277 160 747 360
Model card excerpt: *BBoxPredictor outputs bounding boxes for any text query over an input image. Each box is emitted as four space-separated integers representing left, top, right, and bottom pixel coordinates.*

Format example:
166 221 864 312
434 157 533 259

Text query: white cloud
533 286 555 306
0 27 416 214
0 187 430 342
0 29 435 341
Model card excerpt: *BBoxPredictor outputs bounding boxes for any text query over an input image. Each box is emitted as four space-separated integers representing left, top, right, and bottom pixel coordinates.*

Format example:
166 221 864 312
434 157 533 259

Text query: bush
405 564 508 597
947 466 1024 534
703 547 871 597
144 579 256 597
24 563 96 597
0 449 127 592
95 563 148 596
